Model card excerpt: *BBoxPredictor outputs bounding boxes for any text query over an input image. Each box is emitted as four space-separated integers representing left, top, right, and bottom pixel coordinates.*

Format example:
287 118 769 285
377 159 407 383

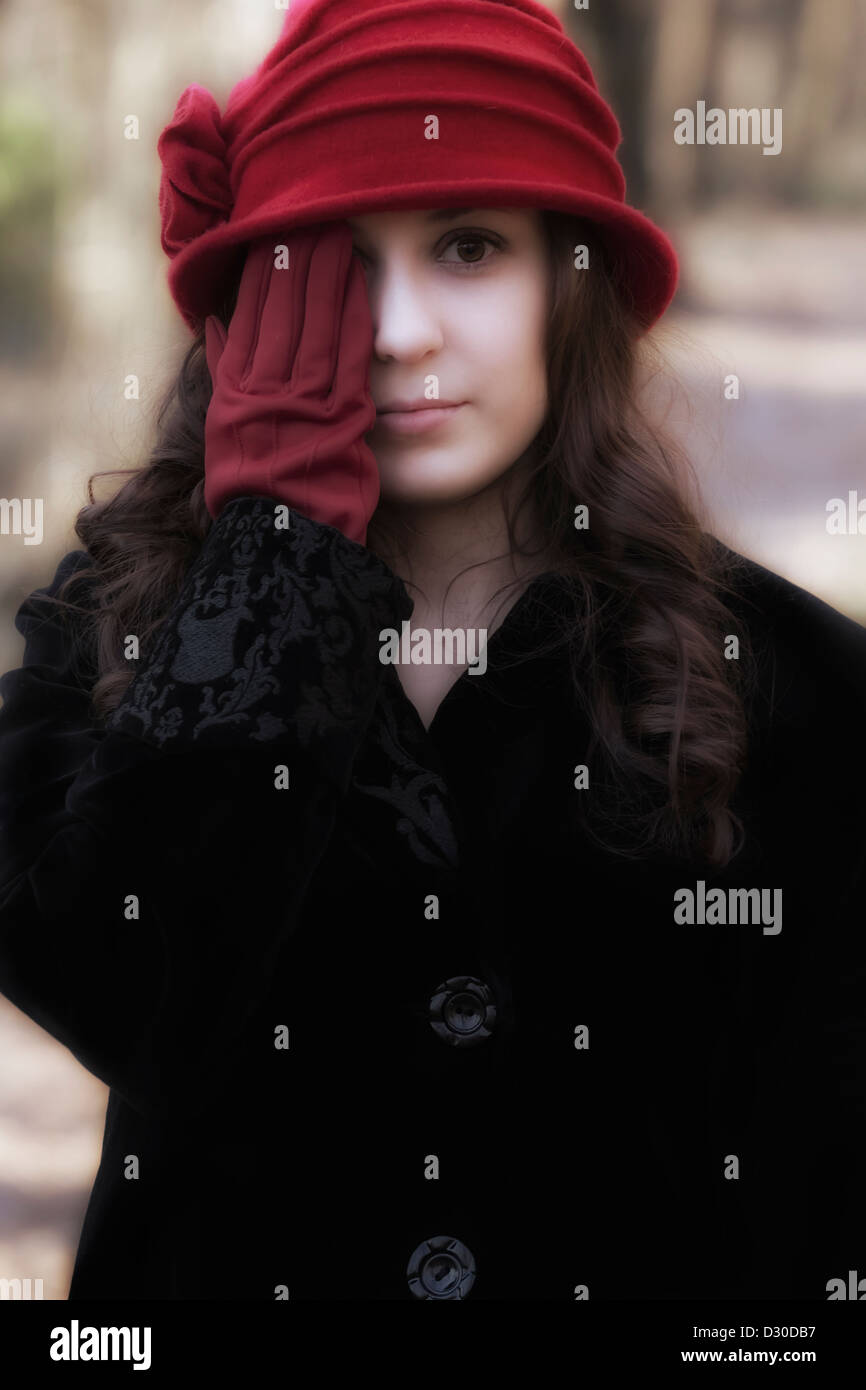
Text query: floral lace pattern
350 668 462 872
106 497 413 759
104 495 462 868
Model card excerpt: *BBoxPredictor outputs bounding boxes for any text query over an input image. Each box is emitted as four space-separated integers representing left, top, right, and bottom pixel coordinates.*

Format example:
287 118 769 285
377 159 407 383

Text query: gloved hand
203 221 381 546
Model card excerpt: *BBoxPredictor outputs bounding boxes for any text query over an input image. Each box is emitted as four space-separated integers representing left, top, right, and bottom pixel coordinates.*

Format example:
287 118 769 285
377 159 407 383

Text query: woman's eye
352 233 503 272
439 232 502 270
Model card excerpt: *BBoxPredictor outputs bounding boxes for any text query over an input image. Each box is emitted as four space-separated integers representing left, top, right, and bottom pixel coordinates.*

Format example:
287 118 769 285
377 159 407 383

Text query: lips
374 403 466 435
377 398 464 414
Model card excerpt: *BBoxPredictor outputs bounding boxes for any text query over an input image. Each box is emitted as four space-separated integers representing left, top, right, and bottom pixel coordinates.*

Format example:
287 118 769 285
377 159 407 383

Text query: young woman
1 0 865 1303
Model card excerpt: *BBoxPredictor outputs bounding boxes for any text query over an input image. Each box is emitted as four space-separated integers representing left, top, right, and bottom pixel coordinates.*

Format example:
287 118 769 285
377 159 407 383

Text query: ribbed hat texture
158 0 679 333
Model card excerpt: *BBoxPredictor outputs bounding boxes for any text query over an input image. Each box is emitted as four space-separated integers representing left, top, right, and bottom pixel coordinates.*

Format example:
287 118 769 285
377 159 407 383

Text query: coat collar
380 569 580 755
346 569 581 878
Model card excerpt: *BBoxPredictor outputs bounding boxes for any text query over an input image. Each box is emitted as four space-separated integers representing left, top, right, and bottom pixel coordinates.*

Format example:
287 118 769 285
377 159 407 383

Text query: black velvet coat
1 495 864 1301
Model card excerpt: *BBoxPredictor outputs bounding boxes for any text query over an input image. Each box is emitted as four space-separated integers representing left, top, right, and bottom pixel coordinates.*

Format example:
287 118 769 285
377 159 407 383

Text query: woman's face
347 207 550 506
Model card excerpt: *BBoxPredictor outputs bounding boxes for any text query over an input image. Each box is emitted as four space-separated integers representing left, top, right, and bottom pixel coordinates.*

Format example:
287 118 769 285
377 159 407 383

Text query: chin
376 461 495 507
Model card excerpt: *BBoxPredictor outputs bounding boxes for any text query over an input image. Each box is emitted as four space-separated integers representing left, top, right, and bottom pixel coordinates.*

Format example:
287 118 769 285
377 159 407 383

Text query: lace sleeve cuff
106 496 413 785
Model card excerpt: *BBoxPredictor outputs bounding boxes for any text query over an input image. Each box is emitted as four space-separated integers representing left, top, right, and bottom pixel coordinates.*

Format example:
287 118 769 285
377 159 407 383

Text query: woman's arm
0 494 411 1128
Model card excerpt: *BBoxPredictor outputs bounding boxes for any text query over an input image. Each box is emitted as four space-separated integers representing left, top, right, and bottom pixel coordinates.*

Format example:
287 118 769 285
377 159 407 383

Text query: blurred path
0 1003 104 1299
659 206 866 623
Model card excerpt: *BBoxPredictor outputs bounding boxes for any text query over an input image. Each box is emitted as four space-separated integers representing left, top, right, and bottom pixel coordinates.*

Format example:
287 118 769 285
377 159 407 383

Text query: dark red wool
158 0 679 334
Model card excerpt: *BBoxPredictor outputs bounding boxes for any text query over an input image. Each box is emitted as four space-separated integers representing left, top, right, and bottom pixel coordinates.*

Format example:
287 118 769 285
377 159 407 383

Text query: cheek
464 285 547 419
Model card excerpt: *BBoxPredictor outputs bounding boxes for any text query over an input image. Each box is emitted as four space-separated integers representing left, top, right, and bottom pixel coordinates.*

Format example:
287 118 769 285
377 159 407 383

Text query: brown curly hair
41 211 759 868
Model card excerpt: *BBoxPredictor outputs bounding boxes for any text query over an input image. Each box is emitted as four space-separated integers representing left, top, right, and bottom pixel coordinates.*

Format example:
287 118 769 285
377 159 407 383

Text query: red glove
203 221 380 546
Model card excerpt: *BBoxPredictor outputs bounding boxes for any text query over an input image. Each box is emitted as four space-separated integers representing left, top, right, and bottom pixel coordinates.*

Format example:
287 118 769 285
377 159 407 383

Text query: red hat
158 0 679 335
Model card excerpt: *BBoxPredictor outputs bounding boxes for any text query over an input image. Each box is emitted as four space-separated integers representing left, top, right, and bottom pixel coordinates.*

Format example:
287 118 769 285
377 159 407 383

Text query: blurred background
0 0 864 1299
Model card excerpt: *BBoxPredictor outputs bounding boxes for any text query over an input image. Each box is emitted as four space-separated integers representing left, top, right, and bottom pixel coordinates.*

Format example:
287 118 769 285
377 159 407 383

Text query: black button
407 1236 476 1299
428 975 496 1047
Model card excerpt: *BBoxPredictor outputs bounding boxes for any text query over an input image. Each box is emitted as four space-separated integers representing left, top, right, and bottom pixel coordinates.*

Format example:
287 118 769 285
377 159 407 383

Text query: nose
364 260 445 364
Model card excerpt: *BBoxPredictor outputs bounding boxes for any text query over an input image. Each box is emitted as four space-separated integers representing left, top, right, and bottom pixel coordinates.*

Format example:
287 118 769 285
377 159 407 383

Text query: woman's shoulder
12 548 95 633
6 546 99 692
707 534 866 725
